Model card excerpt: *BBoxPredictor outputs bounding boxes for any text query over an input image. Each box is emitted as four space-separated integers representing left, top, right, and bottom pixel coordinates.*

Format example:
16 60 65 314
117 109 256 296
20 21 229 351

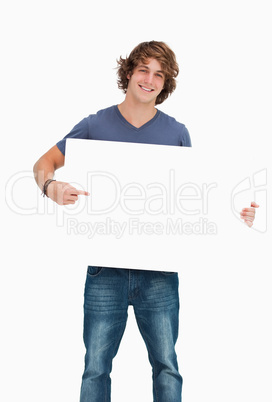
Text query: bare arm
33 145 65 190
33 145 89 205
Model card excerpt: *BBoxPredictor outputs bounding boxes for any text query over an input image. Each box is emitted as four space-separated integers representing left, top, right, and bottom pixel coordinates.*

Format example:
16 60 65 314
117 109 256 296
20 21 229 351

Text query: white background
1 1 271 401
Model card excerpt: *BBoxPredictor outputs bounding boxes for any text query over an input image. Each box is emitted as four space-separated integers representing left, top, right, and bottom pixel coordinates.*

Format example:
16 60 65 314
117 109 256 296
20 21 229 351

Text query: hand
46 180 90 205
240 201 259 227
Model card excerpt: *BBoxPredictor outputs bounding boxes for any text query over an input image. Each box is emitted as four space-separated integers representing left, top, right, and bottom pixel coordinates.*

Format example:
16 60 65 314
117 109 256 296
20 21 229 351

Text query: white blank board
56 138 267 271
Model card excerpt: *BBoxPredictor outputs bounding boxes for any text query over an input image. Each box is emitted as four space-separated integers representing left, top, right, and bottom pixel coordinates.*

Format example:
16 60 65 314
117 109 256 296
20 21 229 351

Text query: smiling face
126 58 165 106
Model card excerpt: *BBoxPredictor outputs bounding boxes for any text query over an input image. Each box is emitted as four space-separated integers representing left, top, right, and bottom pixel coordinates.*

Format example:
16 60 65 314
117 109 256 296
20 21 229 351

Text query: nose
144 73 154 85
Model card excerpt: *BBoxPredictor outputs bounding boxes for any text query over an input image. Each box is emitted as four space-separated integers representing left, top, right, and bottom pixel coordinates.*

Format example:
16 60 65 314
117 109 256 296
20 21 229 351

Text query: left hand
240 201 259 227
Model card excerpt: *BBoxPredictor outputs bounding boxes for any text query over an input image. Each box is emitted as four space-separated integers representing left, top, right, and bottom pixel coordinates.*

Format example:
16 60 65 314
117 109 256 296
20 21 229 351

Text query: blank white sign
55 138 267 271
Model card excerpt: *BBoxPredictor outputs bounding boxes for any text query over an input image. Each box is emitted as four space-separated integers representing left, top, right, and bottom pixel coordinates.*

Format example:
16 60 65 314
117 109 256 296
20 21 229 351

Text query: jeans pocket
87 266 104 277
161 271 177 275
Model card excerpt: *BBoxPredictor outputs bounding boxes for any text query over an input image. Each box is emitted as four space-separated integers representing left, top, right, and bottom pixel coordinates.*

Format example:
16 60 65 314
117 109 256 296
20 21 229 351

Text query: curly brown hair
116 41 179 105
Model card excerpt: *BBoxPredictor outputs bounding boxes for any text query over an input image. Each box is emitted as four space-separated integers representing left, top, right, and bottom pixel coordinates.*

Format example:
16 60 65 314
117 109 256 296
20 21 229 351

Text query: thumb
251 201 259 208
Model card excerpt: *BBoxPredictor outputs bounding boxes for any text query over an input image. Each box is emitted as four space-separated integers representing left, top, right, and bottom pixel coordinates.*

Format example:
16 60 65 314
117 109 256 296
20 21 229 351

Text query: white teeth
140 85 152 92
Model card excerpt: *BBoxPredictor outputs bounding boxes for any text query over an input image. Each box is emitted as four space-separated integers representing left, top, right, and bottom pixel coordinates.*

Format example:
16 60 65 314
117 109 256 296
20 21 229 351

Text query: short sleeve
180 125 192 147
56 117 89 155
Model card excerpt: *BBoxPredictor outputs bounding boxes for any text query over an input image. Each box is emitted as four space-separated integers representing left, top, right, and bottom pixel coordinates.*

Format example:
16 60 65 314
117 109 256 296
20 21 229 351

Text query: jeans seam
104 373 107 402
106 317 128 401
135 318 159 402
87 266 105 277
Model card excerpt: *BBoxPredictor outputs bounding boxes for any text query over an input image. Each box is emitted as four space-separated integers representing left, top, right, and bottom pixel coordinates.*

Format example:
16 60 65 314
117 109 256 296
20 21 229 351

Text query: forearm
33 156 57 192
33 146 88 204
33 145 65 192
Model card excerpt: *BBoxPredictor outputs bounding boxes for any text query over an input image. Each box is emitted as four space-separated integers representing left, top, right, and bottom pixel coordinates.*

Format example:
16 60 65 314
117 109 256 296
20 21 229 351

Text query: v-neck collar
114 105 160 131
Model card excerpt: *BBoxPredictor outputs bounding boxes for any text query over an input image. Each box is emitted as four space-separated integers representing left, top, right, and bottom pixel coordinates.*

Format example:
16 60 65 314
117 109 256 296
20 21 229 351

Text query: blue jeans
80 267 182 402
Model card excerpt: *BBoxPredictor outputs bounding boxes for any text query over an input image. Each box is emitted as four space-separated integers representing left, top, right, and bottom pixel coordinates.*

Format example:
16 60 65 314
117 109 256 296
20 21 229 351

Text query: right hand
240 201 259 227
46 180 90 205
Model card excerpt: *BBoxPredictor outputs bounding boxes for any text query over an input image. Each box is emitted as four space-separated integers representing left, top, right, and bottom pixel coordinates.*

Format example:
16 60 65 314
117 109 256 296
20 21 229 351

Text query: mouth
139 85 154 93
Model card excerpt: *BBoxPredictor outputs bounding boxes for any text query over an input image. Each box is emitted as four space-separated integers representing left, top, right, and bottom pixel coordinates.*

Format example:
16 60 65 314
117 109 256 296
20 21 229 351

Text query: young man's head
117 41 179 105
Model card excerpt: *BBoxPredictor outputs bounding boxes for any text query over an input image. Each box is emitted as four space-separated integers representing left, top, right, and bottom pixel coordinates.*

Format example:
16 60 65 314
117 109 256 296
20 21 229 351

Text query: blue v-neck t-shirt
56 105 191 155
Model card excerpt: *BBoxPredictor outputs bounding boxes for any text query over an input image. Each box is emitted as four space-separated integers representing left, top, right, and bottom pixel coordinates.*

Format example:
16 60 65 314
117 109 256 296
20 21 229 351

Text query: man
33 41 258 401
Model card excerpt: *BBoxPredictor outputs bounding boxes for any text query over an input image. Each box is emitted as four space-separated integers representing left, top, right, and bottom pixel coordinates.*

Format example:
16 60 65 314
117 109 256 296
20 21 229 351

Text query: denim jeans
80 267 182 402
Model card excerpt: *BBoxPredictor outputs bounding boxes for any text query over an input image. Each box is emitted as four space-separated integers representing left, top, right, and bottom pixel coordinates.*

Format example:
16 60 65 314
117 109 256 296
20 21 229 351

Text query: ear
127 73 131 80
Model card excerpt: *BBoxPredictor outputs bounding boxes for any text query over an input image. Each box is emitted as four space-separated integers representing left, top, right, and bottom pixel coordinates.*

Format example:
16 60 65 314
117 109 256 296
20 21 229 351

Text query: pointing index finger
71 189 90 196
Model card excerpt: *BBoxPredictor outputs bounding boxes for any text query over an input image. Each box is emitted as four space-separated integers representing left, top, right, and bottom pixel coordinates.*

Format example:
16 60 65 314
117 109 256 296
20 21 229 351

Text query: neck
118 98 157 128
